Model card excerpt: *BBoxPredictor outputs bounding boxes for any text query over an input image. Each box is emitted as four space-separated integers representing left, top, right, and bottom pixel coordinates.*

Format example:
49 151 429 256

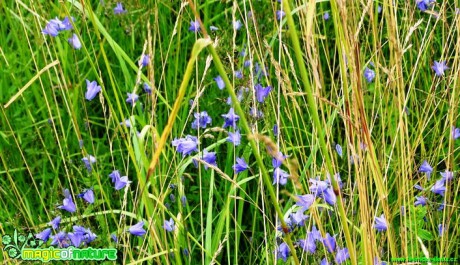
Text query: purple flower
36 228 52 242
335 248 350 264
111 233 118 243
233 157 249 173
193 150 217 170
214 75 225 90
68 34 82 50
431 60 449 76
374 214 388 232
273 167 289 185
140 54 150 67
233 20 242 30
291 210 308 226
296 194 315 211
273 124 279 136
210 26 219 31
364 67 375 83
323 12 330 20
431 179 446 196
61 17 74 30
114 2 127 14
222 108 240 129
82 155 96 172
272 152 286 168
414 184 424 191
438 201 445 211
48 216 61 230
68 232 84 247
335 144 343 157
191 111 212 130
438 224 444 236
234 70 243 79
276 10 285 20
227 130 241 146
419 160 433 179
452 127 460 140
378 5 383 13
244 60 251 68
181 195 187 206
323 233 336 253
321 188 337 205
276 242 290 262
78 188 95 204
298 236 316 254
42 22 59 37
85 80 101 101
249 107 264 119
172 135 199 156
255 84 272 103
326 172 343 189
309 178 329 195
143 83 152 94
109 170 121 183
440 170 453 183
321 258 331 265
163 218 175 232
58 196 76 213
115 175 130 190
417 0 435 11
414 196 427 207
126 93 139 105
50 231 69 247
129 221 146 236
120 118 132 128
189 20 200 32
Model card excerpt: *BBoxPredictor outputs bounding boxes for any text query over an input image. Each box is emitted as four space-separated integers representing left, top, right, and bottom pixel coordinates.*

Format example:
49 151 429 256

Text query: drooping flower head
115 175 130 190
335 144 343 157
78 188 95 204
431 60 449 77
233 157 249 173
296 194 315 211
214 75 225 90
193 150 217 170
163 218 175 232
58 192 76 213
323 12 330 20
143 83 152 94
68 34 82 50
272 152 287 168
276 10 285 20
335 248 350 264
82 155 96 172
416 0 435 12
291 210 309 226
431 179 446 196
233 20 242 30
374 214 388 232
227 130 241 146
414 196 427 207
234 70 243 79
140 54 150 67
85 80 101 101
440 170 454 183
36 228 52 242
222 108 240 129
114 2 127 14
452 127 460 140
191 111 212 130
323 233 336 253
49 216 61 230
255 84 272 103
276 242 290 262
129 221 146 236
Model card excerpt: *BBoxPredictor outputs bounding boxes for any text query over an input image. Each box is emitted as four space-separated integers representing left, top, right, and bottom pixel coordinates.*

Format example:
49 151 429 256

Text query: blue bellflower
227 130 241 146
129 221 146 236
417 0 435 11
114 3 127 14
189 20 200 32
115 175 130 190
276 10 285 20
431 60 449 76
440 170 453 183
452 127 460 140
126 93 139 105
323 233 336 253
143 83 152 94
273 167 289 185
291 210 309 226
272 152 286 168
374 214 388 232
214 75 225 90
191 111 212 130
85 80 101 101
193 150 217 170
172 135 199 156
140 54 150 67
58 196 76 213
78 188 95 204
296 194 315 211
276 242 290 262
298 235 316 254
68 34 81 50
163 218 175 232
414 196 427 207
364 67 375 83
222 108 240 129
233 157 249 173
335 144 343 157
255 84 272 103
36 228 52 242
323 12 330 20
431 179 446 196
233 20 242 30
82 155 96 173
49 216 61 229
419 160 433 179
335 248 350 264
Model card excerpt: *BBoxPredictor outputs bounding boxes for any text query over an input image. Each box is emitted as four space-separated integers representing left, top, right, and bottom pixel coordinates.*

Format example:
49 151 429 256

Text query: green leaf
417 229 433 241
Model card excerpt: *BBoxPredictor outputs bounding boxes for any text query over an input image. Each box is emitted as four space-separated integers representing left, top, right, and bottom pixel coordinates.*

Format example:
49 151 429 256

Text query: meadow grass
0 0 459 264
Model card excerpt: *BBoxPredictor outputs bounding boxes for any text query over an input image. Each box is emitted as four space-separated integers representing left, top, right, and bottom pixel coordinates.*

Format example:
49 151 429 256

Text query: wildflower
226 88 247 105
114 2 127 14
374 214 388 232
335 144 343 157
296 194 315 211
323 233 336 253
78 188 95 204
143 83 152 94
222 108 240 129
364 67 375 83
115 175 130 190
233 20 242 30
234 70 243 79
50 231 69 248
227 130 241 146
255 84 272 103
126 93 139 105
419 160 433 179
61 16 74 30
276 242 290 262
111 233 118 243
335 248 350 264
431 60 449 77
272 152 287 168
438 201 445 211
169 194 176 203
276 10 285 20
140 54 150 67
233 157 249 173
163 218 175 232
417 0 435 12
273 124 279 136
49 216 61 230
321 258 331 265
273 167 289 185
452 127 460 140
189 20 200 32
58 197 76 213
309 178 329 195
244 60 251 68
193 150 217 170
109 170 121 183
291 210 308 226
414 196 427 207
431 179 446 196
42 22 59 36
172 135 199 156
298 236 316 254
326 172 343 189
68 232 84 247
85 80 101 101
36 228 52 242
82 155 96 173
438 224 444 236
191 111 212 130
68 34 82 50
129 221 146 236
210 26 218 31
440 170 453 183
214 75 225 90
414 184 424 191
120 118 132 128
323 12 330 20
83 227 97 243
249 107 264 119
